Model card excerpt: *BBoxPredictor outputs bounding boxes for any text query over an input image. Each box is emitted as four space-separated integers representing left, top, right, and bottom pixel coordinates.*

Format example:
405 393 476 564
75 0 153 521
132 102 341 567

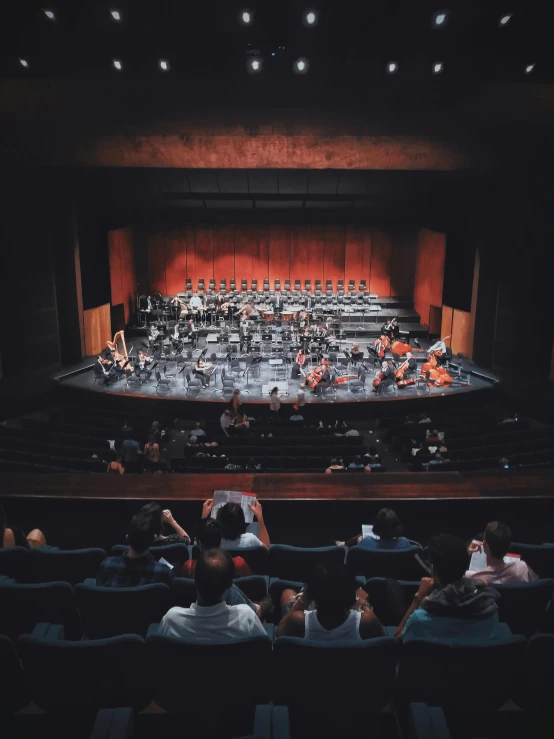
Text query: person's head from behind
353 455 362 465
329 458 338 467
126 513 155 554
271 387 278 395
307 565 358 618
373 508 403 539
140 502 163 536
216 502 247 541
368 446 378 457
194 517 222 550
108 449 120 463
195 548 235 605
434 451 443 460
427 534 469 586
484 521 512 560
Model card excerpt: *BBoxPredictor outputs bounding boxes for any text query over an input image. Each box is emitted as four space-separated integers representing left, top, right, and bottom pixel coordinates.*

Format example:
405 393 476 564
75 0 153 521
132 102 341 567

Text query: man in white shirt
466 521 538 584
220 409 232 437
159 548 267 642
190 293 203 310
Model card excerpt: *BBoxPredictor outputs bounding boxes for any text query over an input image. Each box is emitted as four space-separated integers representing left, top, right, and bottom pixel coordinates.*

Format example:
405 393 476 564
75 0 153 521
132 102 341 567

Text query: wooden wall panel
452 308 472 357
164 228 188 295
268 225 291 284
370 231 392 295
390 227 417 297
290 226 310 286
323 225 346 286
109 226 136 323
345 226 371 288
305 225 325 287
84 304 111 356
212 224 235 286
441 305 454 343
146 228 167 295
414 228 446 328
234 224 255 285
186 223 213 287
252 225 269 286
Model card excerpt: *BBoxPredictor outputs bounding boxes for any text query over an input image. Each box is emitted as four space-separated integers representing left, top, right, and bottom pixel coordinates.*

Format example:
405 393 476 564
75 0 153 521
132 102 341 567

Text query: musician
274 293 284 312
350 343 364 365
134 350 154 380
194 357 212 388
305 294 315 311
375 360 394 396
189 292 203 311
375 335 389 360
296 348 307 367
428 336 451 366
382 317 399 339
95 355 116 384
404 352 417 379
315 366 332 396
170 296 184 321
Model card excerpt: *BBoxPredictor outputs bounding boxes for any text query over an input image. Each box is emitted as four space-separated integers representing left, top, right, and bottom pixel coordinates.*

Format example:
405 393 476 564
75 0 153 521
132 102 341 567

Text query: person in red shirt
183 518 252 578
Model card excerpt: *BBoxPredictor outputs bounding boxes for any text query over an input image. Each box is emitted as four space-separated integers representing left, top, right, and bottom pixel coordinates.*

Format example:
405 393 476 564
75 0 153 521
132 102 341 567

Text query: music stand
245 354 263 389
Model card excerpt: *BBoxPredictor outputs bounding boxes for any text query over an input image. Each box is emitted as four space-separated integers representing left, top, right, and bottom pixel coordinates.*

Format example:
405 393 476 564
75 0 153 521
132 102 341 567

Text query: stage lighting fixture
499 14 512 26
43 10 55 20
432 62 443 74
159 59 169 71
432 10 447 27
305 10 317 25
249 57 262 72
112 59 122 70
387 61 398 73
110 9 122 22
295 58 309 73
19 58 29 68
241 10 252 24
525 63 535 73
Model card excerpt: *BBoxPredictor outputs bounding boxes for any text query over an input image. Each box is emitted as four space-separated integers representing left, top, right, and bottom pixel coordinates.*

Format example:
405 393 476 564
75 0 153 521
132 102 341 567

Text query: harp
106 330 128 362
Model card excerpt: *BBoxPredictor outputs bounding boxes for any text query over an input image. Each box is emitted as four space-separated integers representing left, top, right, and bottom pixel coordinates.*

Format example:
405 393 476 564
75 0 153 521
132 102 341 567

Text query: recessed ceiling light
249 58 262 72
43 10 55 20
432 10 448 28
305 11 317 25
241 10 252 24
525 63 535 74
432 62 443 74
112 59 122 70
110 9 122 22
499 14 512 26
387 61 398 74
295 58 309 73
159 59 169 71
19 58 29 68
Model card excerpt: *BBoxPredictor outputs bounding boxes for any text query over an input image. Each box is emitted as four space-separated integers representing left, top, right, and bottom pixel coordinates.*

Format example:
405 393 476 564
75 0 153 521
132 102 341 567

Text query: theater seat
495 578 554 637
0 546 30 582
110 543 189 567
517 633 554 714
510 543 554 579
396 636 526 712
273 636 398 736
269 545 346 582
75 581 172 639
346 545 424 580
89 708 134 739
192 545 269 575
30 547 107 586
0 581 82 640
18 631 151 713
0 635 30 715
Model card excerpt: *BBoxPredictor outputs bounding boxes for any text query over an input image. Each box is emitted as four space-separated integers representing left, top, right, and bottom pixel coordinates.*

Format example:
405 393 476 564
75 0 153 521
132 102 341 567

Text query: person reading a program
335 508 412 549
465 521 537 584
201 498 270 549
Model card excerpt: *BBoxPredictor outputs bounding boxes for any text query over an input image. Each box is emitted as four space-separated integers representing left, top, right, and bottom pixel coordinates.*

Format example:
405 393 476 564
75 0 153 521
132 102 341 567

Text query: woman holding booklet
201 494 270 549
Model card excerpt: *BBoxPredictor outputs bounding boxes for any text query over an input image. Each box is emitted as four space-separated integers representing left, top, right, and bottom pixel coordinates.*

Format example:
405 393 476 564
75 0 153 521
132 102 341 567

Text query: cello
304 359 330 390
420 352 453 387
390 339 424 356
374 335 390 359
395 357 417 388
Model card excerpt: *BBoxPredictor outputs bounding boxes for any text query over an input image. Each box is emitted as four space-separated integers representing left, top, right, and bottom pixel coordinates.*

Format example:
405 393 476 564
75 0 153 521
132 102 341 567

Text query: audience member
106 450 125 475
423 451 446 468
158 548 267 641
141 502 191 546
269 387 281 417
121 433 143 473
193 422 206 438
277 566 384 641
96 513 174 587
229 388 241 417
148 421 162 444
366 447 381 463
220 409 232 437
395 534 503 642
183 518 251 577
348 455 371 473
325 458 346 474
290 411 304 422
202 499 270 549
466 521 538 583
336 508 411 549
418 413 432 424
233 409 250 432
245 456 263 472
143 436 162 473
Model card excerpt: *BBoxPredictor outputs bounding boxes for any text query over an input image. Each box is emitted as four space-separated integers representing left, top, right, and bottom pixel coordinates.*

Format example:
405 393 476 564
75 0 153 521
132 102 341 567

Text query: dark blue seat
0 581 81 640
18 631 151 713
495 578 554 637
346 545 424 579
269 545 345 582
396 636 526 712
192 544 269 575
0 635 30 715
75 581 172 638
110 543 189 566
273 636 398 736
89 708 134 739
408 703 451 739
365 577 419 625
510 543 554 579
30 547 107 585
0 546 30 581
147 632 271 734
518 633 554 715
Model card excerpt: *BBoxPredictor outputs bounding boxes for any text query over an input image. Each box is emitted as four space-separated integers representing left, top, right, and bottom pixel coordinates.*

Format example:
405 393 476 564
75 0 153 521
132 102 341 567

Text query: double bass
304 359 330 390
395 358 417 388
390 339 424 356
421 352 453 387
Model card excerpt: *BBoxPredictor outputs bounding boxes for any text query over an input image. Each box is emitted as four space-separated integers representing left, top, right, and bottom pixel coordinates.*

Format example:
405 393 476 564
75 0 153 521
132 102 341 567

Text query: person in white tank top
277 566 384 642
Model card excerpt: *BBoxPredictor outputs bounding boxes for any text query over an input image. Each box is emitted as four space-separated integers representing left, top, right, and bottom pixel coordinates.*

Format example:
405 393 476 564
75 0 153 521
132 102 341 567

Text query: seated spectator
186 435 199 448
143 436 162 473
325 458 346 474
289 411 304 422
395 534 503 642
122 433 143 473
193 421 206 438
233 410 250 432
203 499 270 549
269 387 281 417
336 507 412 549
158 548 267 641
245 456 263 472
466 521 538 583
148 421 162 444
106 450 124 475
141 502 191 546
366 447 381 463
419 413 432 424
423 451 446 468
96 513 174 588
348 455 371 474
277 566 384 641
184 518 252 578
1 503 48 550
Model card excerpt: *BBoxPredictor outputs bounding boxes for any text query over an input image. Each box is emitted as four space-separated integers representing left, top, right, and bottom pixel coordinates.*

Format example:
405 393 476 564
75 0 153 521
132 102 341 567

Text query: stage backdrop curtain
108 226 136 324
138 223 418 299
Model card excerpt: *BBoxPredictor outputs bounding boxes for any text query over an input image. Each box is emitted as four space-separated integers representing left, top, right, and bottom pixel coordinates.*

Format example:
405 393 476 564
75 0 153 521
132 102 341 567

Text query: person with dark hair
96 513 174 588
140 502 190 546
158 548 267 641
205 499 270 549
395 534 503 643
106 449 125 475
182 518 251 578
347 455 371 474
277 566 384 641
121 433 143 473
325 458 346 474
465 521 537 583
335 508 411 549
143 436 162 473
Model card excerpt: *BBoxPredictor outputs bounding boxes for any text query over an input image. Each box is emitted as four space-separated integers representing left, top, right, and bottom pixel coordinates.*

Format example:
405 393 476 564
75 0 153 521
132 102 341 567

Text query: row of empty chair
186 278 371 293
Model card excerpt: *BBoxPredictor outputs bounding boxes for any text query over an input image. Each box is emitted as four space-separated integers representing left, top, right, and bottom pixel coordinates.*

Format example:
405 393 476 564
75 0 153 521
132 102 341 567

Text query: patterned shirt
96 551 175 588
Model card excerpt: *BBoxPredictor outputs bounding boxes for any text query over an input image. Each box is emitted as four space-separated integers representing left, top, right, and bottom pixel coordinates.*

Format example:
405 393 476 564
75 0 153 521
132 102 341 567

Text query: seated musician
405 351 417 379
375 360 394 395
194 357 212 387
189 292 203 311
95 355 117 383
428 336 451 365
134 350 153 379
350 343 364 364
375 335 389 360
315 366 332 396
382 317 399 339
170 296 183 321
296 348 307 367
